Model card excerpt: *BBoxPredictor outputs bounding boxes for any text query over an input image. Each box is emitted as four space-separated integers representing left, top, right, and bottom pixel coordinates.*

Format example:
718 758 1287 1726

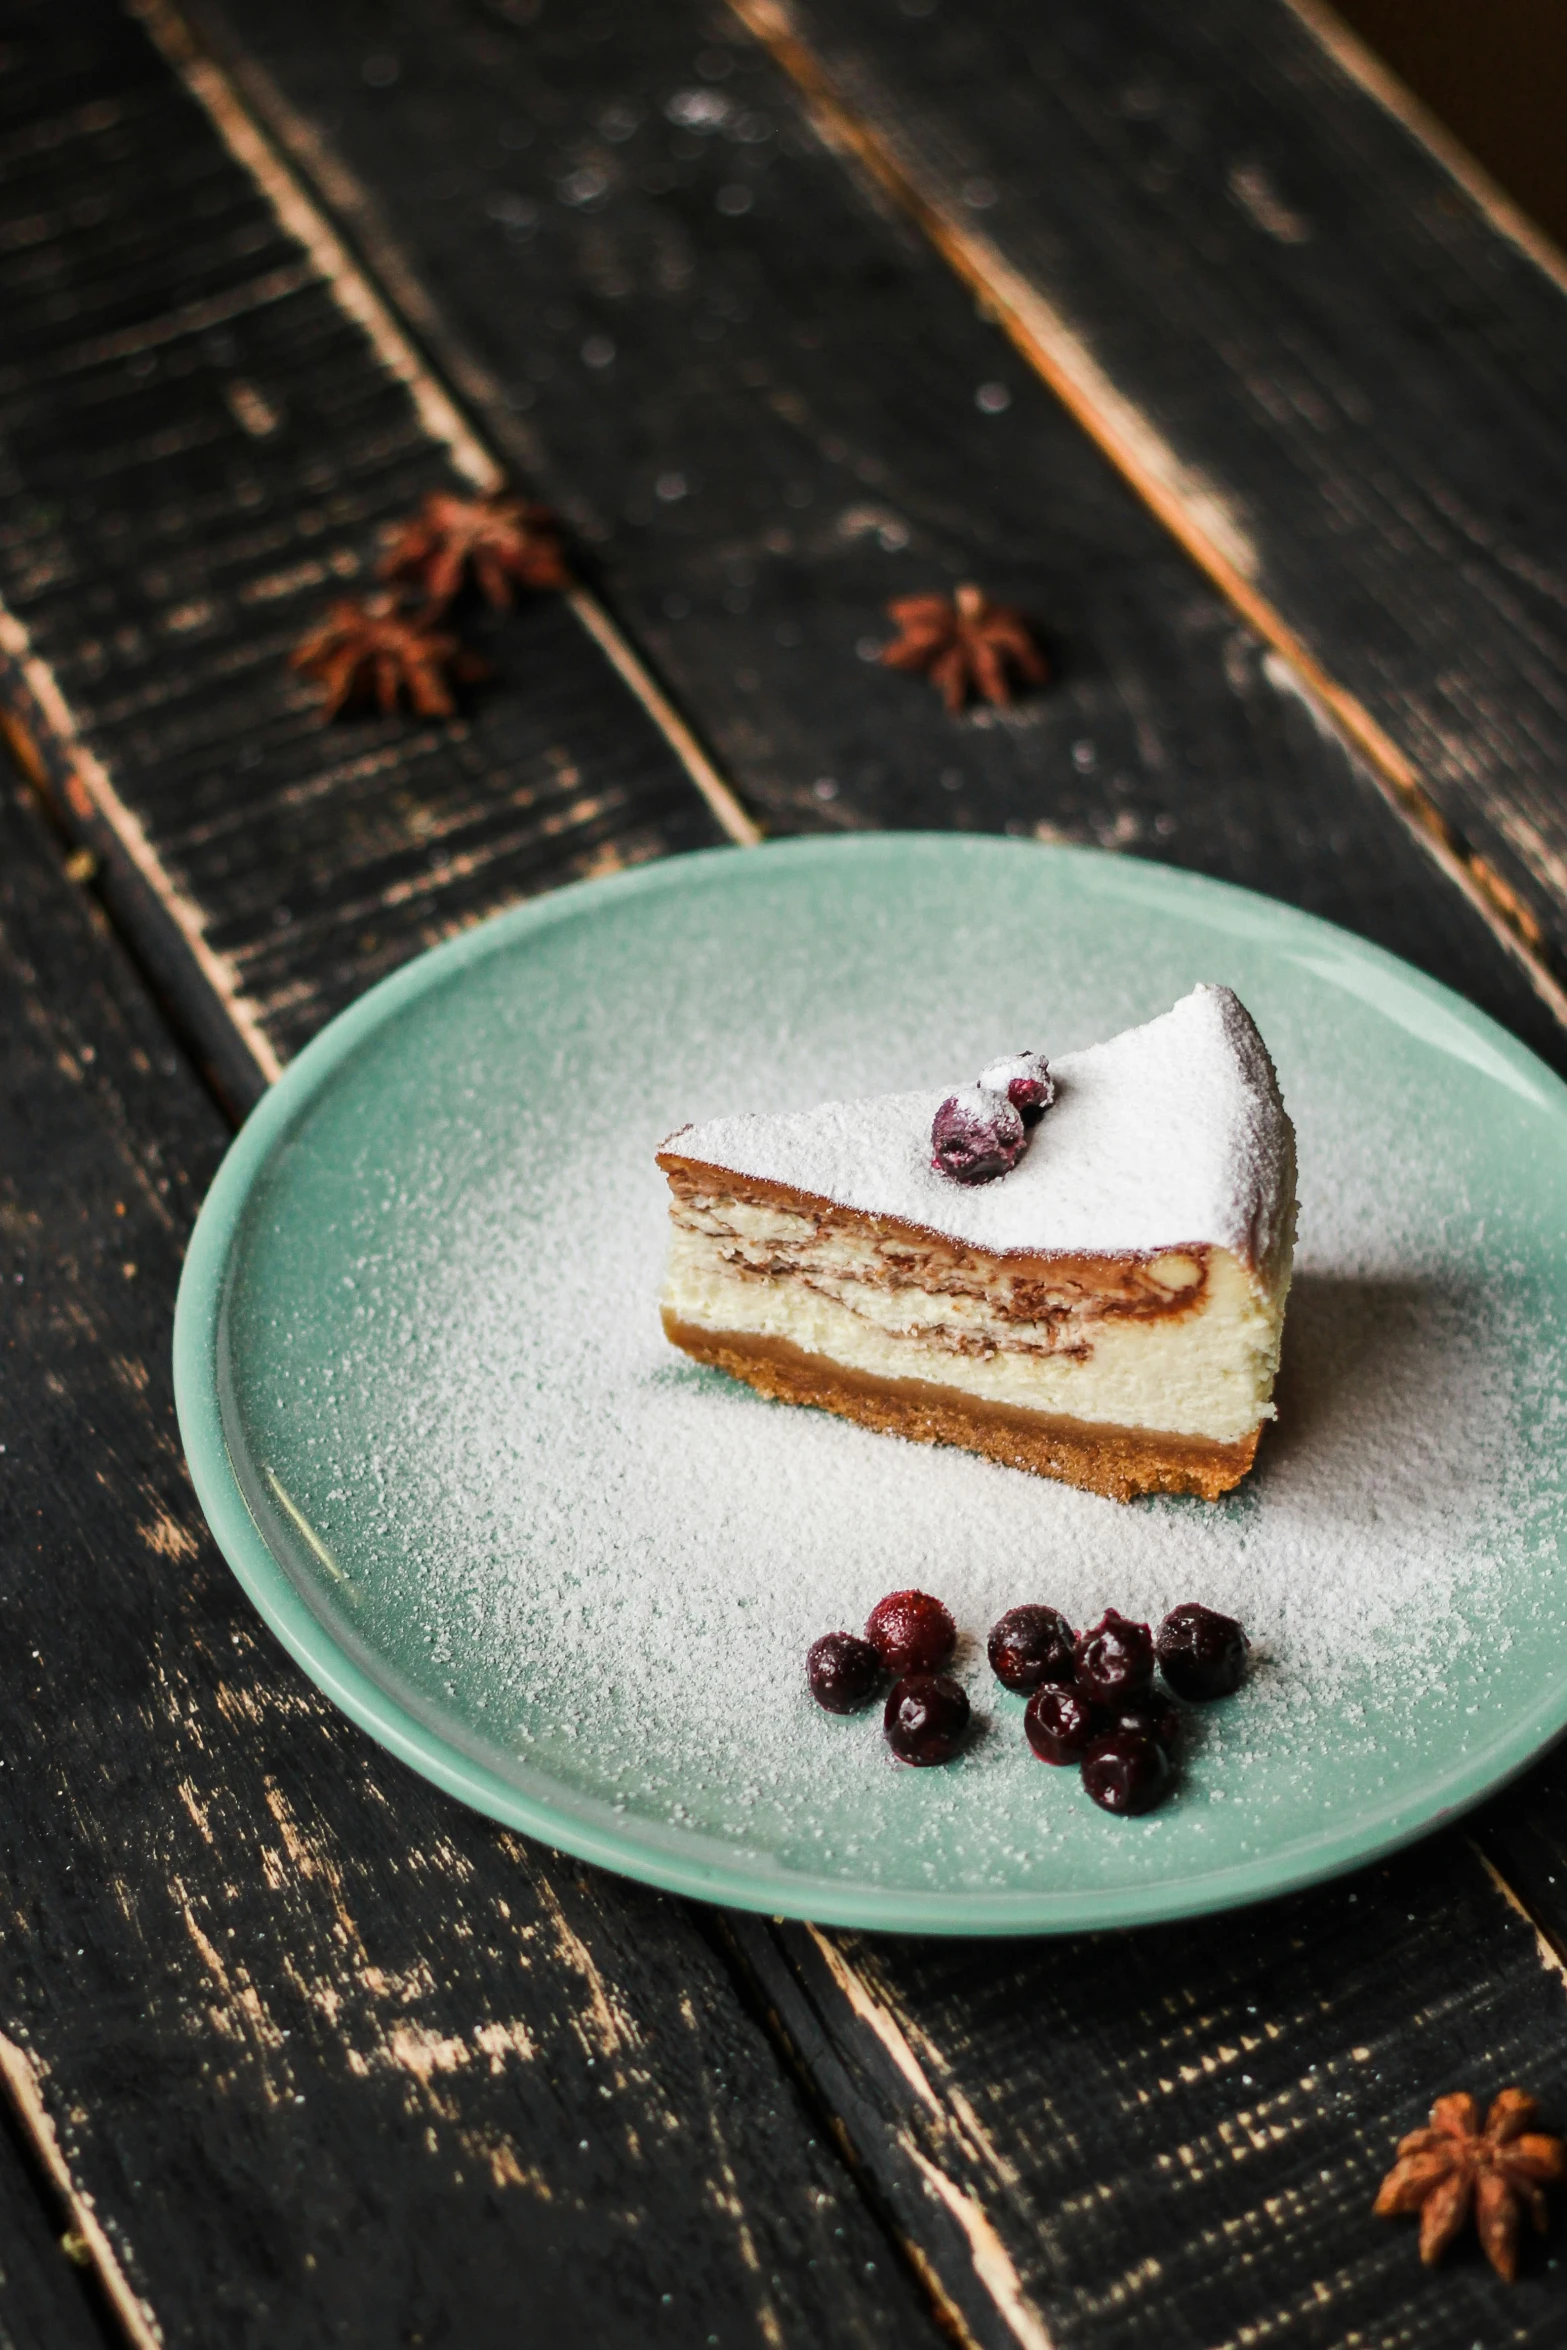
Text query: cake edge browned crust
661 1311 1262 1503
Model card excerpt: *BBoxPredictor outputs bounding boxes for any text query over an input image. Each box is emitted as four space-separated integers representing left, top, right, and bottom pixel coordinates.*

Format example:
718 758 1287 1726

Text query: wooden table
4 2 1567 2341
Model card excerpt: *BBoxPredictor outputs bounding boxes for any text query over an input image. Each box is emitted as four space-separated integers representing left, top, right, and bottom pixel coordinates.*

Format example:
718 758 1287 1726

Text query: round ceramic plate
175 837 1567 1933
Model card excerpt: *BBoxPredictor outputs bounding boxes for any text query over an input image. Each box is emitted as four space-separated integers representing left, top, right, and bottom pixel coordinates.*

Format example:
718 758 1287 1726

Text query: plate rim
174 835 1567 1934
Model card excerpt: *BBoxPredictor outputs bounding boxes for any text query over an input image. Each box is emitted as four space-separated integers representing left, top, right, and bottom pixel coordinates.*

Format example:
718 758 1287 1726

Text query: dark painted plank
4 11 1567 2347
730 1844 1567 2349
183 0 1567 1081
727 0 1567 982
143 15 1567 2342
0 767 939 2346
0 0 729 1106
1475 1748 1567 1976
0 2108 106 2350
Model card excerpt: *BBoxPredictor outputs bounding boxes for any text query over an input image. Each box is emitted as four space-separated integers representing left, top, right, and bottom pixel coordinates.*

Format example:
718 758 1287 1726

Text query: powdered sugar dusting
664 984 1294 1267
259 1093 1560 1902
219 849 1567 1915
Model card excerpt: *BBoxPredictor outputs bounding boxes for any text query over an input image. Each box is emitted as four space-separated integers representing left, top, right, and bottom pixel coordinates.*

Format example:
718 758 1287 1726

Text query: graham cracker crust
662 1313 1261 1502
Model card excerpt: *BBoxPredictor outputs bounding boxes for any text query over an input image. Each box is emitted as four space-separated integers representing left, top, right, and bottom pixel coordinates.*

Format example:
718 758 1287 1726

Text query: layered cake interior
656 985 1297 1501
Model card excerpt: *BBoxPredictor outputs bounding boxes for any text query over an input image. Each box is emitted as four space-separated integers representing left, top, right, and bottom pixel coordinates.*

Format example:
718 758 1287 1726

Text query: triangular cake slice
655 985 1296 1502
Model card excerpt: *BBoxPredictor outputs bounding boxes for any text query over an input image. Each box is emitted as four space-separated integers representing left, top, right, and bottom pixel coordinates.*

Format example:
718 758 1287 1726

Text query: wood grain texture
717 0 1567 989
0 0 729 1109
730 1843 1567 2347
181 0 1567 1083
3 8 1567 2348
0 764 942 2347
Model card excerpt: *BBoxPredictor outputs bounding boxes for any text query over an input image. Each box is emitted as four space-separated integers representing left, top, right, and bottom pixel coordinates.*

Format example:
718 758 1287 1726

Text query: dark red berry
1081 1729 1171 1815
930 1086 1026 1184
1073 1609 1155 1705
978 1051 1055 1127
988 1604 1075 1693
1023 1682 1104 1764
883 1673 970 1766
1111 1697 1181 1757
866 1589 956 1674
1156 1603 1249 1701
807 1632 883 1715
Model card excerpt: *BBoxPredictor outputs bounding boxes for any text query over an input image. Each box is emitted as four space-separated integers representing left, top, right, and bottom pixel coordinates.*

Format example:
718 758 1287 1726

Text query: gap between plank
723 0 1567 1038
0 611 283 1089
1283 0 1567 306
798 1928 1057 2350
706 1913 990 2350
128 0 763 860
1470 1843 1567 1998
0 2036 162 2350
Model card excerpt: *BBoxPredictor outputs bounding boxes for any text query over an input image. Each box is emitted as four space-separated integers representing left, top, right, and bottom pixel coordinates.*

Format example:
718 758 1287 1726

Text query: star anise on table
880 582 1049 713
1373 2088 1566 2280
289 592 488 720
381 490 570 611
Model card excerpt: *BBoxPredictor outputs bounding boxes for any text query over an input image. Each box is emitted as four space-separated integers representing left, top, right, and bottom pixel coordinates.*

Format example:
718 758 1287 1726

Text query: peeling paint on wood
187 0 1567 1085
723 0 1567 1031
9 4 1567 2343
0 753 940 2344
0 1 736 1105
730 1852 1567 2348
714 0 1567 1017
0 2036 163 2350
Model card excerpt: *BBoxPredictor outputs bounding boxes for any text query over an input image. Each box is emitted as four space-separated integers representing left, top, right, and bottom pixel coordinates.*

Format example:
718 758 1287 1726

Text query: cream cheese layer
661 1212 1289 1445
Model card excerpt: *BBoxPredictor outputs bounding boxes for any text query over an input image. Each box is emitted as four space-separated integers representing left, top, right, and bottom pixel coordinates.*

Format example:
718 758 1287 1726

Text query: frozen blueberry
988 1604 1075 1693
866 1589 956 1675
977 1050 1055 1127
1023 1682 1104 1764
931 1085 1027 1184
1073 1609 1155 1706
1081 1729 1171 1815
884 1673 970 1766
1156 1603 1249 1701
807 1632 883 1715
1110 1696 1182 1757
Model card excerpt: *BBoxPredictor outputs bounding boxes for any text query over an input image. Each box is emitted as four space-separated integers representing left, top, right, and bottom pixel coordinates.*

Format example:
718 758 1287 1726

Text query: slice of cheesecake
656 985 1296 1501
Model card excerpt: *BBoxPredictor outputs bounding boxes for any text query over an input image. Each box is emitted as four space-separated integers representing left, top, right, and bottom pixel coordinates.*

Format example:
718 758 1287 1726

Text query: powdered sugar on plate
222 845 1567 1914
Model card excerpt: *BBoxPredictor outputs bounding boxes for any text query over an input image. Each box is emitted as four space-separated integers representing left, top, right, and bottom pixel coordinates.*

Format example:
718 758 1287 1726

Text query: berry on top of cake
655 984 1296 1502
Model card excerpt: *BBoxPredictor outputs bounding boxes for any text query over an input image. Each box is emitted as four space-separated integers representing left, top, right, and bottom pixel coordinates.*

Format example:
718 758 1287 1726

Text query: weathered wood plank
0 0 732 1109
0 2102 106 2350
146 16 1567 2341
0 765 941 2345
730 1844 1567 2348
179 0 1567 1079
1473 1749 1567 1976
6 10 1567 2348
720 0 1567 998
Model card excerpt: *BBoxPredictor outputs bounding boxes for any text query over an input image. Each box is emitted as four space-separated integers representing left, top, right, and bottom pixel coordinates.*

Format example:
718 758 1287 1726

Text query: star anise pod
289 593 488 720
880 582 1048 713
1374 2087 1566 2280
381 490 570 611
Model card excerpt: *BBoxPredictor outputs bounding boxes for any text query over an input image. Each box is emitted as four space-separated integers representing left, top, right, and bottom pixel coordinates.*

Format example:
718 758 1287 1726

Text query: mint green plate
175 838 1567 1933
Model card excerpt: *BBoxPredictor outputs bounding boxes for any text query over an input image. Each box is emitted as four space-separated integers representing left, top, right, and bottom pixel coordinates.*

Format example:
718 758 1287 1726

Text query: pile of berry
806 1591 1246 1814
